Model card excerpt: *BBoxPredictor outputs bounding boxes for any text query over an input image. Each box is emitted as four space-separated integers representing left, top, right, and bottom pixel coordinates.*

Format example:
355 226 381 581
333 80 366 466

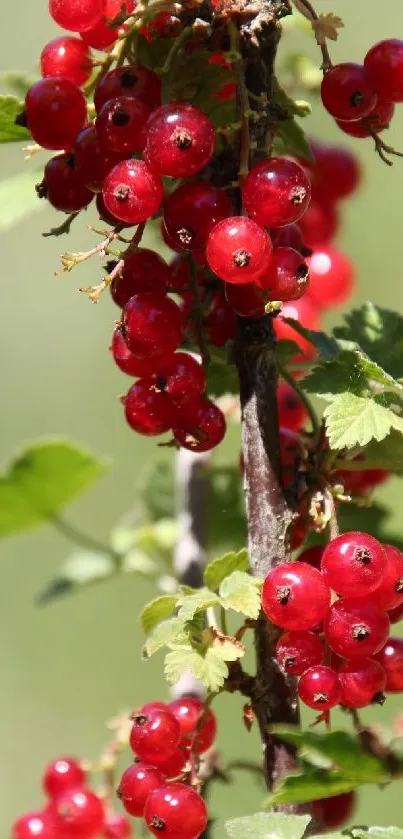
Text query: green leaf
0 95 30 142
225 812 311 839
207 347 238 397
219 571 261 619
335 302 403 380
122 550 159 577
324 393 403 450
274 117 314 162
356 431 403 472
143 617 185 658
0 170 44 232
0 71 38 97
268 767 357 806
37 551 115 604
204 548 249 591
272 728 386 780
140 595 179 633
165 642 238 691
177 587 220 622
314 829 403 839
0 439 106 538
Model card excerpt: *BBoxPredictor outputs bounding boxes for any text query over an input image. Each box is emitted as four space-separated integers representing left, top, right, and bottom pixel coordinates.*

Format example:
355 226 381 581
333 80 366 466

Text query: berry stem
277 361 320 442
370 129 403 166
220 605 228 636
324 488 340 541
80 221 146 302
292 0 332 71
228 21 251 179
59 223 125 273
51 515 120 559
42 210 80 238
186 252 211 368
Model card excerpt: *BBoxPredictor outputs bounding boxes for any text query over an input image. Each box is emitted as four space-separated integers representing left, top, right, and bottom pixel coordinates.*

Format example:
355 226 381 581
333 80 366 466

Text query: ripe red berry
96 96 151 154
130 707 181 764
375 637 403 691
124 378 174 436
277 381 308 432
298 665 341 710
261 562 330 630
81 0 135 50
157 747 187 778
172 398 226 452
298 199 339 249
103 159 163 224
306 246 354 309
388 602 403 624
43 757 85 800
298 545 324 570
336 99 395 137
94 66 161 113
96 193 132 227
205 293 236 346
257 246 309 301
39 153 94 213
270 224 307 255
273 297 320 361
324 599 390 658
144 782 208 839
118 762 165 817
156 353 207 407
338 658 386 708
312 792 356 830
163 181 232 252
310 140 362 202
334 455 389 495
170 696 217 753
145 103 215 178
11 811 56 839
25 78 87 150
140 701 168 714
321 531 386 598
206 217 273 284
110 249 170 308
74 124 125 193
49 0 103 32
321 63 377 121
275 630 324 675
364 39 403 103
366 545 403 611
104 813 132 839
51 788 105 838
123 292 183 359
242 157 311 228
40 37 92 86
224 282 266 317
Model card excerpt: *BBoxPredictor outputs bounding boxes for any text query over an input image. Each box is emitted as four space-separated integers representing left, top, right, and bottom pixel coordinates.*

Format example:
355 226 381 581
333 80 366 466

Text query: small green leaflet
0 95 30 142
143 617 185 659
177 587 220 622
315 828 403 839
324 393 403 449
219 570 262 619
165 634 244 692
204 548 249 591
225 812 311 839
140 594 179 634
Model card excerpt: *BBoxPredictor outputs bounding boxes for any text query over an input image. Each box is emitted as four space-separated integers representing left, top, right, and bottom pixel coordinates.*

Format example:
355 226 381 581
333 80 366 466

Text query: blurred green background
1 0 403 833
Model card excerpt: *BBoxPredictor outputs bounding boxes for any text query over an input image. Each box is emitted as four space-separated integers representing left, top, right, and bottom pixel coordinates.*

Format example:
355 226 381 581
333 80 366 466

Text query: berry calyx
172 398 226 452
324 599 390 658
96 96 151 154
144 782 208 839
124 378 174 436
320 531 387 597
206 217 273 284
102 159 163 224
375 637 403 692
275 630 324 675
129 707 181 764
170 696 217 753
163 181 232 252
122 292 183 359
49 0 104 32
110 249 170 308
43 757 85 800
40 37 92 86
364 39 403 104
51 787 105 838
118 762 165 817
306 246 354 309
339 658 386 708
261 562 331 630
310 140 362 202
320 63 377 121
25 78 87 150
257 246 309 301
312 792 357 830
298 665 341 710
145 103 215 178
104 813 132 839
242 157 311 228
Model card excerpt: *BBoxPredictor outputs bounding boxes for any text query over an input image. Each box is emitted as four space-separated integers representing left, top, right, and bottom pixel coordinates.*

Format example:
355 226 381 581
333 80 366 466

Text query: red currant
157 747 187 779
257 246 309 300
96 193 132 227
297 545 323 570
41 37 92 86
111 249 170 307
43 757 85 800
306 246 354 309
321 532 386 598
205 293 236 346
277 381 308 432
275 630 324 675
388 602 403 624
324 599 390 658
261 562 330 630
310 140 362 201
123 292 183 358
11 812 57 839
25 78 87 150
130 707 181 764
39 153 94 213
224 282 266 317
364 39 403 103
104 813 132 839
298 199 339 248
172 398 226 452
163 181 232 252
336 99 395 138
74 124 125 193
145 103 215 178
49 0 103 32
242 157 311 228
334 456 389 495
339 658 386 708
170 696 217 753
81 0 135 50
312 792 356 830
375 637 403 691
124 378 174 436
94 66 161 113
51 788 105 838
103 159 163 224
366 544 403 610
207 217 273 284
273 297 320 361
321 63 377 121
118 762 165 817
96 96 151 154
140 701 168 714
144 782 207 839
298 665 341 710
156 353 207 407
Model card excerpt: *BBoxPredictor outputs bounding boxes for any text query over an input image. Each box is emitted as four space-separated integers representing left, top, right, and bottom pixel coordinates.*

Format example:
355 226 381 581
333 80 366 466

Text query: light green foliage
219 570 262 619
140 595 180 633
225 812 311 839
0 95 30 142
204 548 249 590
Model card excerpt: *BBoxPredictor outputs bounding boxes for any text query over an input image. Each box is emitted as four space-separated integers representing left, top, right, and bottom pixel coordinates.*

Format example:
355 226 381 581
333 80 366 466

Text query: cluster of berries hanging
262 533 403 712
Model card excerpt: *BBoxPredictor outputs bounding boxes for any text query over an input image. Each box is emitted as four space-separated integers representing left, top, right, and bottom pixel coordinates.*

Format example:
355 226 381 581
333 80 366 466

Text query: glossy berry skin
206 217 273 284
388 602 403 624
112 329 169 378
43 757 85 800
242 157 311 228
118 762 165 817
104 813 132 839
124 378 174 436
310 140 362 202
123 292 183 359
339 658 386 708
306 246 354 309
321 63 377 121
157 747 187 778
145 103 215 178
261 562 331 631
103 159 163 224
96 96 151 154
25 78 87 150
367 545 403 610
81 0 135 49
111 249 170 308
130 707 181 764
74 124 124 193
11 811 56 839
94 65 161 113
270 224 307 255
321 531 386 598
49 0 103 32
298 666 341 710
224 282 266 317
258 247 309 301
364 39 403 103
40 37 92 86
312 792 356 830
277 381 307 432
375 638 403 691
51 788 104 838
205 294 236 347
41 154 93 213
298 199 339 249
96 193 132 227
336 99 395 137
298 545 324 570
157 353 207 407
170 696 217 753
324 599 390 658
273 297 320 361
275 630 324 675
144 782 208 839
163 181 232 252
172 398 226 453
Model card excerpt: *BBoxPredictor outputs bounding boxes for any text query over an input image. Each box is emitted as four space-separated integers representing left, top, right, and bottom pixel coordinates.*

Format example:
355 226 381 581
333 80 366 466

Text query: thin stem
186 252 211 367
80 222 145 303
42 212 80 239
292 0 332 71
370 130 403 166
324 488 339 540
51 515 119 559
58 224 124 274
228 21 251 179
220 606 228 636
278 361 320 441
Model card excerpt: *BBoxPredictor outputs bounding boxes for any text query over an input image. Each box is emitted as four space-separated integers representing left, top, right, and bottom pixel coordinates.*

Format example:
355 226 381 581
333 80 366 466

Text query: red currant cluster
262 532 403 712
321 39 403 140
11 757 131 839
